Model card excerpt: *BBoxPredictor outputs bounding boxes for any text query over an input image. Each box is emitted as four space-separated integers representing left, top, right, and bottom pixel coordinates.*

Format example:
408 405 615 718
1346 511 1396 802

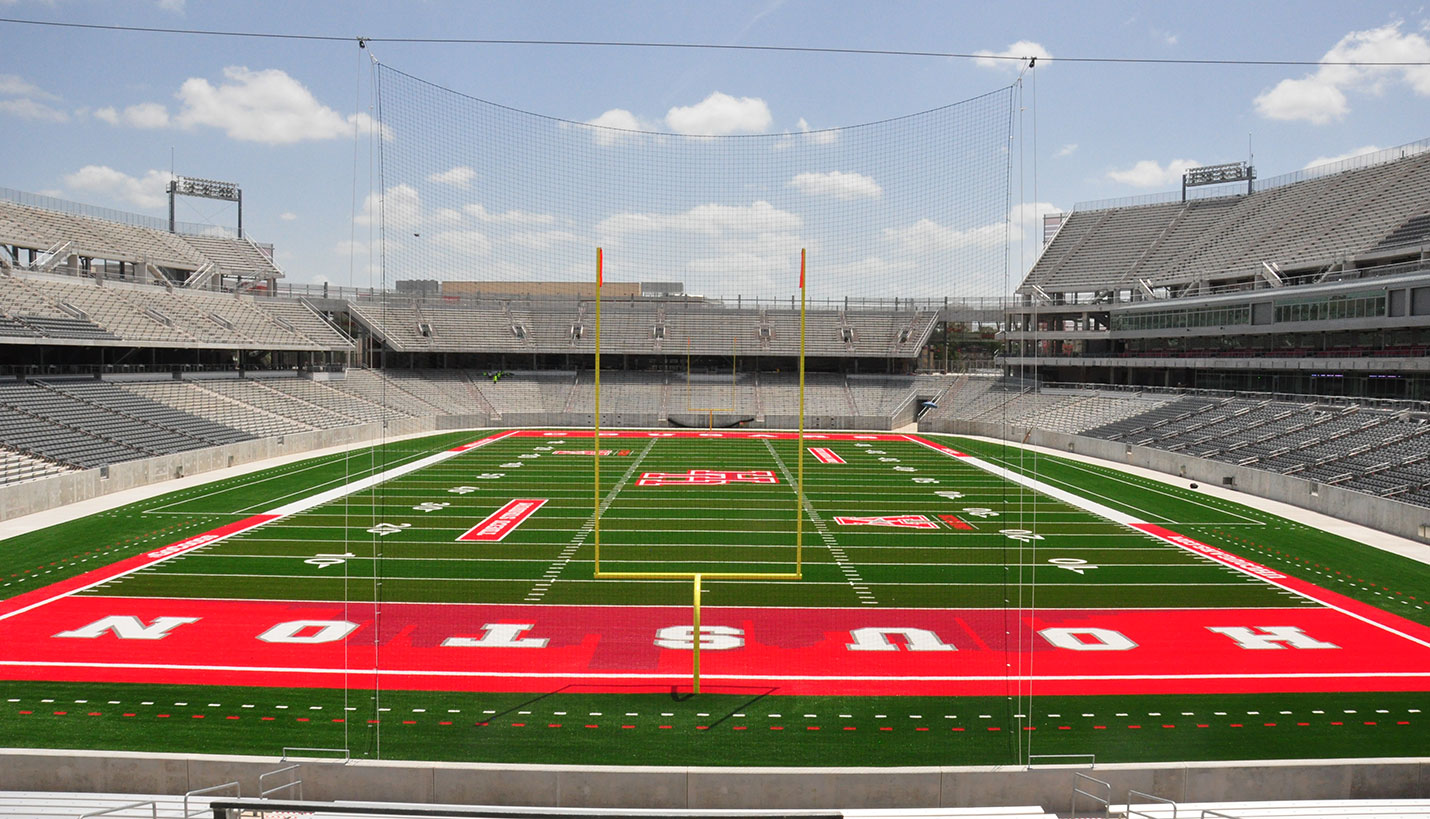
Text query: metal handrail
183 782 240 818
1127 788 1179 818
282 746 351 763
1200 811 1243 819
258 764 302 799
1071 772 1112 818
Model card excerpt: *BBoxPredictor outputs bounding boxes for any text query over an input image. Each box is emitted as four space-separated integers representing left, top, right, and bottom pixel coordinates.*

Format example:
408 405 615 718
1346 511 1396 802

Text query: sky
2 0 1429 295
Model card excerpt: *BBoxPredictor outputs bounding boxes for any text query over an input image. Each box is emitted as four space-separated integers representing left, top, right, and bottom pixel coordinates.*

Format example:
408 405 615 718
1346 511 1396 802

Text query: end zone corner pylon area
0 429 1426 765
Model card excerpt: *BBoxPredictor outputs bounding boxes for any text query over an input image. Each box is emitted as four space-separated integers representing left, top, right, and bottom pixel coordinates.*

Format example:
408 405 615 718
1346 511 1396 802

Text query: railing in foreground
1070 772 1111 818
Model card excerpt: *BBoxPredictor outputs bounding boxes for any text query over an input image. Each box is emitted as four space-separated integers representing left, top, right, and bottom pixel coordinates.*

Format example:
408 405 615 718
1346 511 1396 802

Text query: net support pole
692 573 702 694
593 247 602 575
796 249 806 578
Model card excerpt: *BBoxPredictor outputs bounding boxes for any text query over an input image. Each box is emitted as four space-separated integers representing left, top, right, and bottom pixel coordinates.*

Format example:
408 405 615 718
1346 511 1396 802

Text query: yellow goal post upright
591 247 808 693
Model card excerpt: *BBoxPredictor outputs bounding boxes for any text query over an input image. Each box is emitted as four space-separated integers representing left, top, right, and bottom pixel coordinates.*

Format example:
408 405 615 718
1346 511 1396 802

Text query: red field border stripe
905 433 1430 649
457 499 548 542
522 430 900 441
809 447 846 464
0 430 519 622
0 514 278 622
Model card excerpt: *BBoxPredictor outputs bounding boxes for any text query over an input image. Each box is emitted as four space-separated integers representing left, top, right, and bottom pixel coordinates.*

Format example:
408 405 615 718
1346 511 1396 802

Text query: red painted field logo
457 499 548 542
809 447 845 464
553 450 631 456
636 470 779 487
834 514 939 529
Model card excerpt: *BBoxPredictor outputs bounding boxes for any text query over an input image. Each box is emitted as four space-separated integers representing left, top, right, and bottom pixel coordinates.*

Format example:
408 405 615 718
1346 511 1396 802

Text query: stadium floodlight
1182 162 1255 200
168 175 243 237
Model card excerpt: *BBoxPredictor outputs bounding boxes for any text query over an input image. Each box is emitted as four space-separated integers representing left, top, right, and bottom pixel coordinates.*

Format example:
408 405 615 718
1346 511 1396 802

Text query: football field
1 429 1427 766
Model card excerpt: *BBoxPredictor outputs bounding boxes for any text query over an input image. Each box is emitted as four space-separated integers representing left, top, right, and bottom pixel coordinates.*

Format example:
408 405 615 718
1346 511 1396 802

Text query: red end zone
2 596 1428 696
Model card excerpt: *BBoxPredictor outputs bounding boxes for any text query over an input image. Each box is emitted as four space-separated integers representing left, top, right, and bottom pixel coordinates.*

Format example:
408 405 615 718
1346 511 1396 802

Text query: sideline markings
0 431 517 623
905 433 1430 650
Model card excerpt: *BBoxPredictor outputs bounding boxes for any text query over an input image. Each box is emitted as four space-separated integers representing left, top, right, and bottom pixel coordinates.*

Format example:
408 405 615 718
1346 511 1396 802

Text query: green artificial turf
1 428 1426 766
0 680 1422 766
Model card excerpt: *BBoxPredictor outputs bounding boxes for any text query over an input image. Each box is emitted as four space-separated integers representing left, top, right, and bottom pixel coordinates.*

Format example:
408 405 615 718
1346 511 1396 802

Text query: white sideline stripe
265 430 517 515
1 659 1426 683
905 434 1430 651
0 431 516 624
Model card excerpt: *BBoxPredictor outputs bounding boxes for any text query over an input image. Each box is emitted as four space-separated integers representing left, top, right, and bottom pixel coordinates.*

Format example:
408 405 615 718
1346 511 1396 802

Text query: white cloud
973 40 1052 70
428 166 476 187
507 229 582 251
355 184 420 230
585 108 648 146
0 97 68 122
885 218 1005 252
797 117 838 145
599 200 801 240
789 170 882 200
463 203 556 227
597 201 803 290
156 0 185 11
1255 22 1430 124
1106 157 1200 188
1303 145 1383 168
1055 143 1078 157
279 212 297 221
886 202 1060 256
0 74 58 101
62 166 173 210
665 92 772 135
95 102 170 129
174 66 386 144
1254 78 1348 124
432 229 492 256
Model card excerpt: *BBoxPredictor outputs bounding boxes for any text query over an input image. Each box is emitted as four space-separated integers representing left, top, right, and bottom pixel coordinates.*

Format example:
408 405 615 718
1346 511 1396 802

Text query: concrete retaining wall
0 416 439 521
760 414 893 431
0 750 1424 810
919 418 1430 543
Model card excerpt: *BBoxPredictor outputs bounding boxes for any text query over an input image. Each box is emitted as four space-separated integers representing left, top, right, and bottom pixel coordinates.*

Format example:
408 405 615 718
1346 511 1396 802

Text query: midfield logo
833 514 939 529
637 469 779 487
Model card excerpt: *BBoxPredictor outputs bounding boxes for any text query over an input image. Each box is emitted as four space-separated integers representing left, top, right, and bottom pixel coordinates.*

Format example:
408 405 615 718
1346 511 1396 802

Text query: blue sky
1 1 1428 294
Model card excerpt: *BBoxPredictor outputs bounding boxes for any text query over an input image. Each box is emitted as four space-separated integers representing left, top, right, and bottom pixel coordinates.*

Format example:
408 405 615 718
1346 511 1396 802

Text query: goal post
591 248 808 693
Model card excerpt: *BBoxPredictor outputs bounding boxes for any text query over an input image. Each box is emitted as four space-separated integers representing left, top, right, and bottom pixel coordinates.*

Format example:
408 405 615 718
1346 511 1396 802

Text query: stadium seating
931 384 1430 508
0 271 350 349
0 198 283 282
0 446 74 486
1024 148 1430 296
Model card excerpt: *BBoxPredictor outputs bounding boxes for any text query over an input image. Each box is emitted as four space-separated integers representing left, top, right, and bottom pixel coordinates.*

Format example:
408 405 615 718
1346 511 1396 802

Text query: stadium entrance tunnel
666 413 756 429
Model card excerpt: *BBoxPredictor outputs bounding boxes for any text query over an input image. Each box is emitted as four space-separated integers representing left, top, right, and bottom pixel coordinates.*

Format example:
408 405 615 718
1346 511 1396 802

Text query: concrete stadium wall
0 416 442 522
0 749 1424 810
760 414 893 431
920 419 1430 543
499 412 663 429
